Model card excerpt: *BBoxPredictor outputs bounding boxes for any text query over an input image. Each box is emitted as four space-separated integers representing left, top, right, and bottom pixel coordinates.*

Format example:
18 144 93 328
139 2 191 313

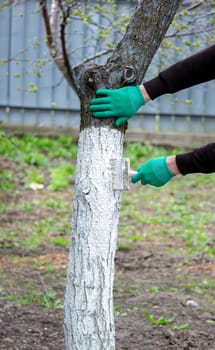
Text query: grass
0 133 77 191
5 288 64 309
1 133 214 256
0 132 215 312
114 304 140 317
146 277 215 295
119 161 215 255
144 311 189 330
184 277 215 294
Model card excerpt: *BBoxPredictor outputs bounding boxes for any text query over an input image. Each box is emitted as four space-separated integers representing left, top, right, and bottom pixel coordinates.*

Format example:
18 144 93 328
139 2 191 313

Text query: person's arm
131 143 215 187
90 44 215 127
143 44 215 99
166 155 180 175
131 156 177 187
139 85 151 102
176 143 215 175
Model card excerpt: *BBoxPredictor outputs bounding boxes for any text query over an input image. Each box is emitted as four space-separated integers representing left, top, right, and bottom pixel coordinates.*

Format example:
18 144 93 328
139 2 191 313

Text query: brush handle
129 170 137 177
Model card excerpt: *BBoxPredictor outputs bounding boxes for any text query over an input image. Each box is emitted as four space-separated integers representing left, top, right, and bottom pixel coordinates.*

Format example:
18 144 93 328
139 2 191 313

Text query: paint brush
110 158 137 191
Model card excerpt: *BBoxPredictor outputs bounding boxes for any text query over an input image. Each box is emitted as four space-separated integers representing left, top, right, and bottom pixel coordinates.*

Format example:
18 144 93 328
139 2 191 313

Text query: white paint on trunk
64 126 124 350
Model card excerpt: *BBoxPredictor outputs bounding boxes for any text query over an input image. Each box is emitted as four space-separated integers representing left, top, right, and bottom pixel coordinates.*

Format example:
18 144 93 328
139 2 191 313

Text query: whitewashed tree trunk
40 1 182 348
63 1 182 348
64 126 124 350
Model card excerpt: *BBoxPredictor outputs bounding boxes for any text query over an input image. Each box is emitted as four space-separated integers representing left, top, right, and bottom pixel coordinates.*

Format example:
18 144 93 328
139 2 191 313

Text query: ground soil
1 159 215 350
1 243 215 350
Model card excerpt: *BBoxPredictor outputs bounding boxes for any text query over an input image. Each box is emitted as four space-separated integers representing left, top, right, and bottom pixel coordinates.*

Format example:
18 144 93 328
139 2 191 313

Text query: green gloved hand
131 157 175 187
90 86 145 127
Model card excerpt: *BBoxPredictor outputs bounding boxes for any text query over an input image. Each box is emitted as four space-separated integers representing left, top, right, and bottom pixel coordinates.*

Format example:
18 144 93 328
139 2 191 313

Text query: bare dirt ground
1 157 215 350
1 241 215 350
0 243 215 350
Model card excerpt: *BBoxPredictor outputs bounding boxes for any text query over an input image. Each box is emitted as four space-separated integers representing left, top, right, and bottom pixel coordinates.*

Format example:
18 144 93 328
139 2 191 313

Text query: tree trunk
64 122 124 350
63 1 182 349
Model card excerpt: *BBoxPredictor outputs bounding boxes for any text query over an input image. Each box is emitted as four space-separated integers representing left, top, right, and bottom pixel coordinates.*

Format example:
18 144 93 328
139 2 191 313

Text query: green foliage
184 277 215 295
5 289 63 309
124 142 177 171
147 285 163 293
1 134 215 335
126 284 140 294
0 133 77 190
24 151 47 167
49 136 77 159
114 304 139 317
25 170 44 185
27 83 38 94
1 0 214 110
144 311 189 330
49 162 75 191
61 0 136 64
1 134 214 269
0 1 11 12
120 143 215 256
50 236 70 247
0 170 15 191
0 130 13 155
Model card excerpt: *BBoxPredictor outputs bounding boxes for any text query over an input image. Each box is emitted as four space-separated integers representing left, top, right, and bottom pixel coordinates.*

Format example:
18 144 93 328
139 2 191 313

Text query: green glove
131 157 175 187
90 86 145 127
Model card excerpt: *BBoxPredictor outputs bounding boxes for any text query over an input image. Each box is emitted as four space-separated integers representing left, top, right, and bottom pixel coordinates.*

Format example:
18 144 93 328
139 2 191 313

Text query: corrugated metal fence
0 2 215 135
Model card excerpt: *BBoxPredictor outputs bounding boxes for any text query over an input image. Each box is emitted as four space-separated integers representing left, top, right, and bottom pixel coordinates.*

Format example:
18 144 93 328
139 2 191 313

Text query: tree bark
64 125 124 350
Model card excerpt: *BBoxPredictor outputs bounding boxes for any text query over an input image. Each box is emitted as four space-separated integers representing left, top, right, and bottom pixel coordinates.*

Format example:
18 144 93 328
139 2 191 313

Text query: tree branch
166 27 215 39
50 0 58 41
107 0 182 84
184 0 204 12
70 15 108 30
39 0 77 92
40 0 56 56
168 8 215 39
72 49 114 70
58 1 74 87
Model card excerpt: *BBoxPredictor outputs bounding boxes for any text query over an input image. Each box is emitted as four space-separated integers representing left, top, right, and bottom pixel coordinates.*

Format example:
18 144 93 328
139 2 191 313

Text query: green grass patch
1 134 215 258
144 311 189 330
50 236 70 247
5 289 63 309
0 170 15 191
49 162 75 191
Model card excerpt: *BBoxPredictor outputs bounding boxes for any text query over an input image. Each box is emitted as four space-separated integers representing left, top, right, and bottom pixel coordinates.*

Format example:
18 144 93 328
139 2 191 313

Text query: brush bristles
111 158 130 191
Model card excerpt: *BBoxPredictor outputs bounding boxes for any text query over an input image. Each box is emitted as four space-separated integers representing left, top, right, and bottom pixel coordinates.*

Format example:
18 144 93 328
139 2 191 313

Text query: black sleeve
144 44 215 99
175 143 215 175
